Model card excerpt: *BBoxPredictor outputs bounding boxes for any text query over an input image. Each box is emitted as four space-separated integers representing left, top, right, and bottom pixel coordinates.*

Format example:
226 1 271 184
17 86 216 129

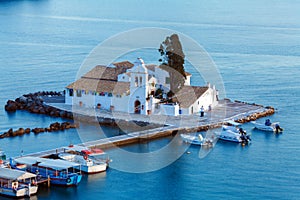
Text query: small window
76 90 82 97
165 77 170 84
139 76 143 86
69 89 73 97
135 77 138 87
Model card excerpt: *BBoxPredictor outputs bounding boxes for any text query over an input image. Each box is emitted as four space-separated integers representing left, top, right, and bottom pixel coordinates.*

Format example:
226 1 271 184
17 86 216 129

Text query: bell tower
129 58 149 115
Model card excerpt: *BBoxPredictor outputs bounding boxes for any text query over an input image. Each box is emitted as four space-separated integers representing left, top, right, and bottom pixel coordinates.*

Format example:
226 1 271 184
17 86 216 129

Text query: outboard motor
275 124 282 133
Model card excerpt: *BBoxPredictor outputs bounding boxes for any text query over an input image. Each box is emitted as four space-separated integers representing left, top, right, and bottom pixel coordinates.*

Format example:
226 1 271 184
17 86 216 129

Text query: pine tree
158 34 186 95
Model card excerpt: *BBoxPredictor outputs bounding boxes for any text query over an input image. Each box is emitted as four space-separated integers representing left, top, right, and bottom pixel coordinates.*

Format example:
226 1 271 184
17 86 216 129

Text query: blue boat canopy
13 156 80 171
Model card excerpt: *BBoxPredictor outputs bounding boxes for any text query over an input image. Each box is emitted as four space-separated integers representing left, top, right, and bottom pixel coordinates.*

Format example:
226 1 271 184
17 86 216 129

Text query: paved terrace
46 99 267 130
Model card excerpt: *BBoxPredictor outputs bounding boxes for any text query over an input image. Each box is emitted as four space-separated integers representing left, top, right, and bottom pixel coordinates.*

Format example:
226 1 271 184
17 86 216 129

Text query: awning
37 159 80 170
0 168 36 180
14 156 43 165
13 156 80 171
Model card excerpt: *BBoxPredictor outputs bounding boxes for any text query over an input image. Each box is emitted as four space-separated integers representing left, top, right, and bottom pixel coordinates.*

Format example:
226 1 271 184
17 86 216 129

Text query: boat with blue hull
10 156 82 187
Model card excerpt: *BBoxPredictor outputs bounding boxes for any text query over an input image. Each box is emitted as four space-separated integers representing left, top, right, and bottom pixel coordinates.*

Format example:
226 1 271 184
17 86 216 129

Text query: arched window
135 77 138 87
139 76 143 86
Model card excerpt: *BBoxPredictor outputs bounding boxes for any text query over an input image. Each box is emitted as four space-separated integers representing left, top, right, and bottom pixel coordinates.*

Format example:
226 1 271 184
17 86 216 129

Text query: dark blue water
0 0 300 199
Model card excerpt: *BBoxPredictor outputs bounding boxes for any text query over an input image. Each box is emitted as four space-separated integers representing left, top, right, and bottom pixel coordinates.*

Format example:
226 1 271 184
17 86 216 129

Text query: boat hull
181 134 205 145
0 186 38 197
50 175 82 186
251 121 281 132
78 164 107 174
58 153 108 174
216 129 250 144
25 166 82 187
180 134 214 147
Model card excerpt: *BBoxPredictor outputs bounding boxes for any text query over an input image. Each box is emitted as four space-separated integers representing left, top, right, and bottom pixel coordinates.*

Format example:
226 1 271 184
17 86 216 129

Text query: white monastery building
65 58 218 116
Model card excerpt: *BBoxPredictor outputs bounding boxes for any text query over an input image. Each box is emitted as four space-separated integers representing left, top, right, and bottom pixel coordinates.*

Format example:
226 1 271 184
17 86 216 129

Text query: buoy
83 155 88 160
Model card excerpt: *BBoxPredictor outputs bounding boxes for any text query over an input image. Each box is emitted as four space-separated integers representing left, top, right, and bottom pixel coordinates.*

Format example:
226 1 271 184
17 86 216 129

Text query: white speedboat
61 145 110 174
0 168 38 197
216 120 251 144
180 134 215 147
251 121 283 132
58 153 107 174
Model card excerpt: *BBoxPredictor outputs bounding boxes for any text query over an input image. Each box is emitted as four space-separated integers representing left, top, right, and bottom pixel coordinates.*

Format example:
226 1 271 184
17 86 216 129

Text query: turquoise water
0 0 300 199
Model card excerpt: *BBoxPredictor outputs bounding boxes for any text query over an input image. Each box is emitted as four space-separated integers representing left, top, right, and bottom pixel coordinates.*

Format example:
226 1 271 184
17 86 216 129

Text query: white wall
160 103 180 116
95 95 113 110
118 73 130 82
111 95 130 112
184 75 191 86
155 68 170 91
65 89 73 105
128 87 148 115
186 88 217 115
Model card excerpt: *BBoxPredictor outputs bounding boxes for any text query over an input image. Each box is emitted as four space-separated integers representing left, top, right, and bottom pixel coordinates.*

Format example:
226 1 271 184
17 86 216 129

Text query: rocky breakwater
0 122 79 139
235 106 275 124
4 91 73 119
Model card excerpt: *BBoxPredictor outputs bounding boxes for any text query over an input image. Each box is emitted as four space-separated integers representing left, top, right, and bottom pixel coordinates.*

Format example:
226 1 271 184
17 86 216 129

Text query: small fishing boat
180 134 214 147
58 152 107 174
62 145 111 173
251 120 283 132
10 156 82 187
216 120 251 144
0 168 38 197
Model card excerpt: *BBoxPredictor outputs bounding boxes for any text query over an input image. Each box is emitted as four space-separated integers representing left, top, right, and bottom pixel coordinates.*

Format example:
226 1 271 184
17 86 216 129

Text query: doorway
134 100 141 114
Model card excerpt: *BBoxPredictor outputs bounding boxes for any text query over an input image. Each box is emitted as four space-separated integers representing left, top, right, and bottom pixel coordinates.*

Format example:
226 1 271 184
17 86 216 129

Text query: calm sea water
0 0 300 199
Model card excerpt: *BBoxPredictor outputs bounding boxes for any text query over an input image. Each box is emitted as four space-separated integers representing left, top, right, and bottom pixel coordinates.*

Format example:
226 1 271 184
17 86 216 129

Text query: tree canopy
158 34 186 94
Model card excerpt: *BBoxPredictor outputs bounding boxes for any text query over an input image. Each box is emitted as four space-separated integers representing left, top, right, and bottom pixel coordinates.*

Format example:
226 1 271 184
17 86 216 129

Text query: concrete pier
16 98 275 158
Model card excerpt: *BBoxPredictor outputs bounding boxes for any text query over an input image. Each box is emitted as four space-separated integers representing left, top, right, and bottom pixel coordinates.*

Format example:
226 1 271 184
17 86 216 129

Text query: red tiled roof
174 86 208 108
66 78 130 95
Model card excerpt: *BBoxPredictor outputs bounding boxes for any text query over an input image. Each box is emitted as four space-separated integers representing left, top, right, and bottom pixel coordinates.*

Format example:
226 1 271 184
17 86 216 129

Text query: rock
17 128 25 135
25 128 31 134
5 100 18 112
19 96 28 104
7 128 13 136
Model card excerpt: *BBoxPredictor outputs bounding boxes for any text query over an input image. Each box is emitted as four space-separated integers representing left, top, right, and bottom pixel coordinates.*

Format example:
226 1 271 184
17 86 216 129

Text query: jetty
14 98 274 159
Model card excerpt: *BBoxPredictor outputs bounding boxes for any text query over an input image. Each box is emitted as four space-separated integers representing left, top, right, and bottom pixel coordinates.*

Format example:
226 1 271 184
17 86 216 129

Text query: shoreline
4 91 275 154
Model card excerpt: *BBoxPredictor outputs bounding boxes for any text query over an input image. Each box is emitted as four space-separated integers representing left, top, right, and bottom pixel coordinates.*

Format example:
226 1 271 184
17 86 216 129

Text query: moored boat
216 120 251 144
10 156 82 187
58 152 107 174
62 145 111 173
180 134 214 147
251 120 283 132
0 168 38 197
